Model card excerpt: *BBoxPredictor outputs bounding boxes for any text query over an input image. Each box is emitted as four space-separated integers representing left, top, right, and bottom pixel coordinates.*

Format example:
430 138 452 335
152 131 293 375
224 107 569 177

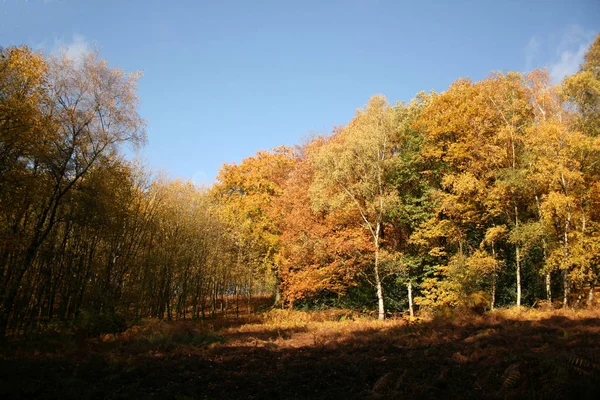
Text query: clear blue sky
2 0 599 184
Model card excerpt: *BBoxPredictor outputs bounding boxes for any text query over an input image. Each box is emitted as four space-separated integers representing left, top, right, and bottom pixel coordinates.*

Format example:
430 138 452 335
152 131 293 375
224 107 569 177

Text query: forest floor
1 304 600 399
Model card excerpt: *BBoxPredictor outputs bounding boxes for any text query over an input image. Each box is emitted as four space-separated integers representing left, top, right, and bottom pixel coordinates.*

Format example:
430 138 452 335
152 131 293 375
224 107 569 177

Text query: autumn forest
1 35 600 398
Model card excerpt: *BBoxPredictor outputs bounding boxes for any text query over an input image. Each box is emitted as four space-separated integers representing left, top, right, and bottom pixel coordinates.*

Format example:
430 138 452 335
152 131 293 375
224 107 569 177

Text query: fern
566 355 594 376
563 352 600 377
501 362 521 390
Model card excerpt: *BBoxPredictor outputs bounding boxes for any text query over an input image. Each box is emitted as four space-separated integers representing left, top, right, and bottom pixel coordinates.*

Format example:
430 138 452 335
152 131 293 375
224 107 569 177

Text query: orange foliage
275 143 371 305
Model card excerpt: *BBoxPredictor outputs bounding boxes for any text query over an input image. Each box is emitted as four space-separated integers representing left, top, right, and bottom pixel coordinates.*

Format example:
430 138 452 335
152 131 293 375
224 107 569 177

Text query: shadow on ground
1 313 600 399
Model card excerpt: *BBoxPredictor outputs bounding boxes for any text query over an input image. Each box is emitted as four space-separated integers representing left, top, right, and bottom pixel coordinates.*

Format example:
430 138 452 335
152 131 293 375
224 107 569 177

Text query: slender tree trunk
374 255 384 321
166 294 172 321
491 277 496 311
274 271 282 307
407 281 414 318
534 190 552 303
491 244 496 310
588 281 596 308
235 285 239 319
0 247 37 336
562 273 569 307
546 273 552 304
563 215 570 307
516 246 521 308
514 202 522 309
373 223 384 321
247 286 252 316
509 127 522 310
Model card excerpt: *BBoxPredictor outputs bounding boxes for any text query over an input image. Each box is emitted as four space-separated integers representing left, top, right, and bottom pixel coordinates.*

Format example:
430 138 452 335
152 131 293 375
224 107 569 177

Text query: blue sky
2 0 599 184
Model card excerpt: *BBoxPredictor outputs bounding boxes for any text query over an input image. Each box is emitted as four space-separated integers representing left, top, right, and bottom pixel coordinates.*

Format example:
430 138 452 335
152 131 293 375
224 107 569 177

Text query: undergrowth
2 306 600 399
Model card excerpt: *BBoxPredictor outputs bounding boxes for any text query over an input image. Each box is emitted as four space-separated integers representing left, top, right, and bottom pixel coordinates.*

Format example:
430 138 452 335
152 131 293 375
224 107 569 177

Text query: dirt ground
1 306 600 399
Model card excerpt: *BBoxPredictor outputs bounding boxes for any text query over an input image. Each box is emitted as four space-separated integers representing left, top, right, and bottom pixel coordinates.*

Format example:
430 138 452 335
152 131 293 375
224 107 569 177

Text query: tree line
0 35 598 335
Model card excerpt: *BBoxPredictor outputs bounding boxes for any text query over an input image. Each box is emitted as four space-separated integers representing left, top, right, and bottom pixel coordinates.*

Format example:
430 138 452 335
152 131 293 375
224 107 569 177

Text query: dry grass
225 308 405 349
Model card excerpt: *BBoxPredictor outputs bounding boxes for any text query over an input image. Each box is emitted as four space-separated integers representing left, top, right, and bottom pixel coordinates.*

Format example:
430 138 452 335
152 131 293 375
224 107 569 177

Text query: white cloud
549 43 589 83
33 33 91 61
53 33 91 61
549 25 595 83
523 25 596 84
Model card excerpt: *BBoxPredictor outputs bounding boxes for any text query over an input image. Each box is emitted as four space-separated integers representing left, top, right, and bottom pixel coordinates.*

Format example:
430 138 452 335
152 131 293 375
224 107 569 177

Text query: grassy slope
1 307 600 399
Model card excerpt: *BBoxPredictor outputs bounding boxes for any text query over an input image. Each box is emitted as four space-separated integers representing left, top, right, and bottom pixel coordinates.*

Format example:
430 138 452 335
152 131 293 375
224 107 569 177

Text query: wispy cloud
33 33 91 61
549 25 595 83
524 25 596 84
54 33 91 61
549 43 589 83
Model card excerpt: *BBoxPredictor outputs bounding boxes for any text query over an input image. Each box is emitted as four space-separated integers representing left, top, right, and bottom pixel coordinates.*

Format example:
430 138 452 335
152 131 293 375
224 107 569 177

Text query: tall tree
416 74 534 309
276 139 371 306
214 146 296 306
310 95 399 320
0 48 145 335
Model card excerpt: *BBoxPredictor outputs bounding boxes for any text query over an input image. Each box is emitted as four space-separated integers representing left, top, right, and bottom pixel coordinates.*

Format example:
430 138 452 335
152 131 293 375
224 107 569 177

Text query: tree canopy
1 36 600 335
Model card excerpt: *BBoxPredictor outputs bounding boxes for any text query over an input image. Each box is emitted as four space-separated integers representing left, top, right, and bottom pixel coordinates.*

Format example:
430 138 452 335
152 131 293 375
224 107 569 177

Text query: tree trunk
0 247 37 336
374 258 384 321
546 273 552 303
407 281 414 318
373 224 384 321
534 191 551 304
514 202 521 309
274 271 282 307
247 286 252 316
235 285 239 319
563 216 570 307
562 271 569 307
491 274 496 311
588 281 595 308
516 245 521 308
491 244 497 311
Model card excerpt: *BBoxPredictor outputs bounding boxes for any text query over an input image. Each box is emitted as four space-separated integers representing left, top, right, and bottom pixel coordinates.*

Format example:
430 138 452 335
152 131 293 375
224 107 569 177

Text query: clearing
1 307 600 399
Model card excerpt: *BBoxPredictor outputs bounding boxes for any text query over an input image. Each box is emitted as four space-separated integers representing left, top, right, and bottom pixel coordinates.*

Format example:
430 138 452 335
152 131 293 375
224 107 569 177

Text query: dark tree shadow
1 313 600 399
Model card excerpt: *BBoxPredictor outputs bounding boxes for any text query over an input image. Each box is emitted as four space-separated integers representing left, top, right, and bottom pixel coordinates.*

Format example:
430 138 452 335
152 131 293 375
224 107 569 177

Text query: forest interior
1 30 600 399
